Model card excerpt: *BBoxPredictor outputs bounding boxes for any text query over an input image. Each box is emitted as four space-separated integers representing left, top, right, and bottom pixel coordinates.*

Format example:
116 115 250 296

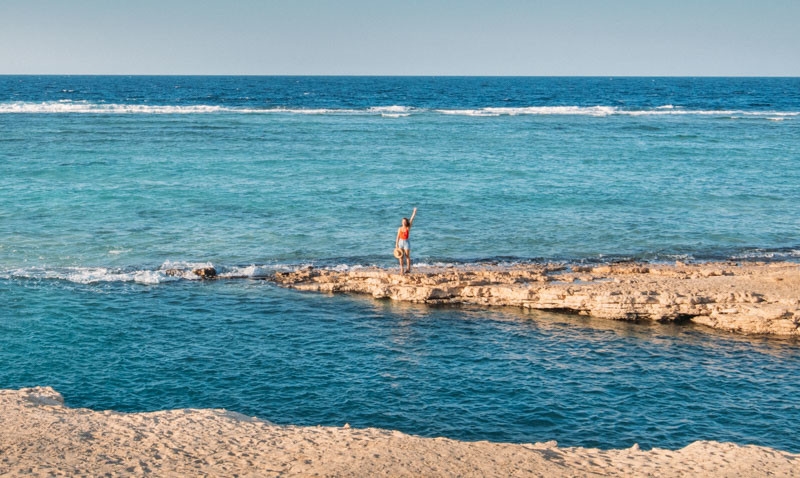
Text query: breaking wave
0 262 271 285
436 106 800 118
0 101 363 115
1 101 797 118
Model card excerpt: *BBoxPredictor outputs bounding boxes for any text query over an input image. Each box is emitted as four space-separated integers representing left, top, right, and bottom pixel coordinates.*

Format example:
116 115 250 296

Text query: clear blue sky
1 0 797 75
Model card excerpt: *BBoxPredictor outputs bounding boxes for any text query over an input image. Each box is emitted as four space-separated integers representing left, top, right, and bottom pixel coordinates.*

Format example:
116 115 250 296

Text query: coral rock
270 262 800 337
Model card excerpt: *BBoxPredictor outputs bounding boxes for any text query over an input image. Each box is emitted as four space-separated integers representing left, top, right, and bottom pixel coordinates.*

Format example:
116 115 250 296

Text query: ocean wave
437 106 619 117
0 266 177 285
368 105 413 114
436 106 799 118
1 261 212 285
0 261 308 285
729 249 800 260
0 101 233 114
264 107 362 115
1 101 797 118
0 101 344 115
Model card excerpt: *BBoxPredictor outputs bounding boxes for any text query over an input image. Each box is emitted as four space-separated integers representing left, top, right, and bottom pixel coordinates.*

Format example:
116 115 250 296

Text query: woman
395 207 417 274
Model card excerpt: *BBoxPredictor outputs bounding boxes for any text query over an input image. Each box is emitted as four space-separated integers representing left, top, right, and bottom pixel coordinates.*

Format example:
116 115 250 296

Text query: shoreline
268 261 800 337
2 387 798 477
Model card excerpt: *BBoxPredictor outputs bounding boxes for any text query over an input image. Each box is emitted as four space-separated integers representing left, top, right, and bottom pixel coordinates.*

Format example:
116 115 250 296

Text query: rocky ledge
271 262 800 336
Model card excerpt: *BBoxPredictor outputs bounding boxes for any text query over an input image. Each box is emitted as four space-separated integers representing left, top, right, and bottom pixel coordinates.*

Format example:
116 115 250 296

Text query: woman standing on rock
395 207 417 274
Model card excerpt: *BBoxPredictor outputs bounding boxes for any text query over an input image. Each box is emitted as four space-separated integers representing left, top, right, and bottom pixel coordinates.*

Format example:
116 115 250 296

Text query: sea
1 76 799 451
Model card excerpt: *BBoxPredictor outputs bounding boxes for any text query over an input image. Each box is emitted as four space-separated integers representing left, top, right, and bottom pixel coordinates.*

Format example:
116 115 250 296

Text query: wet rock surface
165 266 218 279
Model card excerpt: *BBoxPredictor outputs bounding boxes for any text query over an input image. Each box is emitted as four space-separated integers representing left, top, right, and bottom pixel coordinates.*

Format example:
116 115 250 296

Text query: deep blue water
1 76 799 451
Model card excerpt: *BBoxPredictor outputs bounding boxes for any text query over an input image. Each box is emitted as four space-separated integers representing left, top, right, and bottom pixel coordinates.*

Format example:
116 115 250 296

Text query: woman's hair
402 217 409 226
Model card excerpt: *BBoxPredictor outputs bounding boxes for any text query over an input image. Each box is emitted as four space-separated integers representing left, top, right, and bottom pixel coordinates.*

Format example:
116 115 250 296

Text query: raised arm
409 207 417 226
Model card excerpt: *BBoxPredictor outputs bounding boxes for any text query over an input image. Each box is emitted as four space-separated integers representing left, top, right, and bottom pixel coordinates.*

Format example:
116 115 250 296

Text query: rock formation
271 262 800 336
165 266 218 279
192 266 217 279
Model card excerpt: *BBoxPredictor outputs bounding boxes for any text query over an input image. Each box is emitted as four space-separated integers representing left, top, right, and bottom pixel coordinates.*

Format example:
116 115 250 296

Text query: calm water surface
1 76 799 451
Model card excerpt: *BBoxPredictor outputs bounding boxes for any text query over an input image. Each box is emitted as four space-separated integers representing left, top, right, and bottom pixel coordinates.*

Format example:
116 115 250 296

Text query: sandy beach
2 387 797 477
270 261 800 336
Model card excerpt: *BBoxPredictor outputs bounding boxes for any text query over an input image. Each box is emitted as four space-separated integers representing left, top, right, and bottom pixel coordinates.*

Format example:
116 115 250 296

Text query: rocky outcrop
165 266 218 279
271 262 800 336
192 267 217 279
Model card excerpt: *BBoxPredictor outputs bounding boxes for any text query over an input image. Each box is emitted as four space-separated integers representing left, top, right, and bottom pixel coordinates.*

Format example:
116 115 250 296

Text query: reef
270 262 800 336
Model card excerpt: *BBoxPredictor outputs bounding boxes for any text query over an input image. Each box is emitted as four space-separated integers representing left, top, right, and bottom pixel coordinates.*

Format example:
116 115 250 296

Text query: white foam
1 262 238 284
437 106 617 117
1 101 797 118
437 106 800 118
624 109 799 118
0 101 233 114
368 105 412 114
0 266 180 284
437 106 618 116
728 249 800 261
217 264 272 278
4 262 225 284
68 267 183 284
266 107 361 115
437 109 500 117
65 267 118 284
132 270 173 284
0 101 357 115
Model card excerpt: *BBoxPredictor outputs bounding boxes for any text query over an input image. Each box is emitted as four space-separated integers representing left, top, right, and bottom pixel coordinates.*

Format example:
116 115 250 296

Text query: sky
1 0 797 76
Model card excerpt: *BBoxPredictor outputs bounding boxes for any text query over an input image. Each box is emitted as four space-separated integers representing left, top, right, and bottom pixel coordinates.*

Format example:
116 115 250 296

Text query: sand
1 387 798 477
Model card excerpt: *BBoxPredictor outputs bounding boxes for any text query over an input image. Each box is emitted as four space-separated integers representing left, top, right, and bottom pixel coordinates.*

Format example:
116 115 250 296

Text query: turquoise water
1 76 799 450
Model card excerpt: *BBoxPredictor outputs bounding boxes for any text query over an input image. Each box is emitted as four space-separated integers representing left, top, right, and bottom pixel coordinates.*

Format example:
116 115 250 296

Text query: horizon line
2 74 799 78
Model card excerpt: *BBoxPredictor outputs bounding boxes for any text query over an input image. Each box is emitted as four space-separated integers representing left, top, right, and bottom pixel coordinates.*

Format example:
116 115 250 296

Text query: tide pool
2 278 799 450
